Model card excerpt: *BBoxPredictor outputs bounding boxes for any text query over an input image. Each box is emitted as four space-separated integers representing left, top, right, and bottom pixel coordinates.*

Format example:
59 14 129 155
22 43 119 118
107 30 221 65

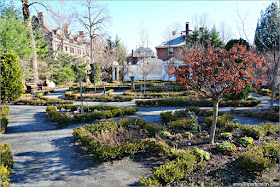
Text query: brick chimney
172 31 176 36
38 12 46 26
186 22 189 35
63 23 69 33
79 31 85 36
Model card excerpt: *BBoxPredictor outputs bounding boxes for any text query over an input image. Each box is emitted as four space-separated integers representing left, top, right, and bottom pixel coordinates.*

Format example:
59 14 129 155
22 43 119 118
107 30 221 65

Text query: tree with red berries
170 44 266 144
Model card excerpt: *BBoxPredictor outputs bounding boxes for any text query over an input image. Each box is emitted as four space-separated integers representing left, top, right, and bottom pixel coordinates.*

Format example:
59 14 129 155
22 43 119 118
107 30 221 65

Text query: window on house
65 46 68 51
70 39 74 43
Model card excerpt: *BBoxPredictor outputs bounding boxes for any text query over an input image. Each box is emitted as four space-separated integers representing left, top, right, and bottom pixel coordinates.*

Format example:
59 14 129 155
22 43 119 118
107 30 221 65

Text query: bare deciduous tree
162 22 183 41
191 12 210 29
218 22 234 45
76 0 110 90
47 0 77 58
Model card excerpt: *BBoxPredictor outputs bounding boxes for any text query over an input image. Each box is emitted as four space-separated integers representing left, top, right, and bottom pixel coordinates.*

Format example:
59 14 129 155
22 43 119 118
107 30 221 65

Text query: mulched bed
134 117 280 186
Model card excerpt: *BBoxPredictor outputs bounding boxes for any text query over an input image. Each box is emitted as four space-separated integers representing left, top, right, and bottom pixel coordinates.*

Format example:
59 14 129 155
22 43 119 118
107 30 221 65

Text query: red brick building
156 22 190 61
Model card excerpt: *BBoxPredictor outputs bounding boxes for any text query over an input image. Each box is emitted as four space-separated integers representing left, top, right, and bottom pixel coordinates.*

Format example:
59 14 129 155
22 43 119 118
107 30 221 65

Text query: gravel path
2 105 153 186
2 89 278 186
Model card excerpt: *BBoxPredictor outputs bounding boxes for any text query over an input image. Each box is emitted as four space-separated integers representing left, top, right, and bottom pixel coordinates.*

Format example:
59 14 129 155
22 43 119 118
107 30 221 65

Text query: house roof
128 47 156 58
45 23 59 32
155 31 186 49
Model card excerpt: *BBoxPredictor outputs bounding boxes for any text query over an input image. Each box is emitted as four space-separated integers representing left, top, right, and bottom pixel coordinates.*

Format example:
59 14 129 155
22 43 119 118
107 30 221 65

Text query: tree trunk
269 80 275 112
21 0 39 83
209 99 219 144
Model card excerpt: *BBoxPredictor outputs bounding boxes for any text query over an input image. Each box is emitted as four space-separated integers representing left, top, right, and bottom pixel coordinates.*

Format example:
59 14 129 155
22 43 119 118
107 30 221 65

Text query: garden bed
15 91 72 105
73 115 280 186
253 88 279 99
233 108 279 122
65 90 134 102
123 90 203 99
46 104 138 126
136 97 261 107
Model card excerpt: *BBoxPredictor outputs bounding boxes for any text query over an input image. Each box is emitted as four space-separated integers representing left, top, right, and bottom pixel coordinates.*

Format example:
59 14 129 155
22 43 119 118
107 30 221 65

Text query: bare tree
218 22 234 45
138 23 151 93
234 5 252 45
76 0 110 91
46 0 77 58
191 12 210 29
162 22 183 41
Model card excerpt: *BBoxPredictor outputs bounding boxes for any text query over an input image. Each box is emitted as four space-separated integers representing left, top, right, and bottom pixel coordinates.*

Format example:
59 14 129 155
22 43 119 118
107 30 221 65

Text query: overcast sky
11 0 276 53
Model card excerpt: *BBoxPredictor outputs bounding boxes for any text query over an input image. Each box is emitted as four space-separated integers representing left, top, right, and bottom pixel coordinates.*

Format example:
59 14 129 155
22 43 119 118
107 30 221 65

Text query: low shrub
239 122 278 139
233 109 279 122
222 121 241 132
159 130 173 139
65 90 134 102
118 118 165 135
204 113 234 128
183 132 194 140
238 136 254 147
160 107 215 124
261 141 280 163
73 119 168 161
1 143 13 186
216 141 237 155
140 151 198 186
167 115 200 131
192 147 211 161
46 105 138 126
220 132 233 140
1 163 11 187
197 131 209 139
1 143 13 170
15 98 73 105
136 98 261 107
239 125 266 139
238 145 276 173
1 105 9 133
124 90 197 99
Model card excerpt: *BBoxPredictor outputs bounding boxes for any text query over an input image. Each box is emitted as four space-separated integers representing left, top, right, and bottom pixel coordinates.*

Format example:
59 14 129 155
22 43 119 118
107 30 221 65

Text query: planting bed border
46 104 138 126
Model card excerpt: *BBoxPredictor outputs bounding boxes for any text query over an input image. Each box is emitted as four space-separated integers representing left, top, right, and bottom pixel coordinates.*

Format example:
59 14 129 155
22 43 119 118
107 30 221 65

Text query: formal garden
1 1 280 186
1 55 279 186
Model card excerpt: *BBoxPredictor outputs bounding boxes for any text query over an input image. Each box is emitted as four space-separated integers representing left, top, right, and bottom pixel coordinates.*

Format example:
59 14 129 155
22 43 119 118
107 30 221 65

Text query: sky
8 0 276 53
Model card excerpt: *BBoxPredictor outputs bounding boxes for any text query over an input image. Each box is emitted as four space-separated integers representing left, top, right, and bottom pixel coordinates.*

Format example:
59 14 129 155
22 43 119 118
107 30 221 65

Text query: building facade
32 12 90 63
155 22 190 61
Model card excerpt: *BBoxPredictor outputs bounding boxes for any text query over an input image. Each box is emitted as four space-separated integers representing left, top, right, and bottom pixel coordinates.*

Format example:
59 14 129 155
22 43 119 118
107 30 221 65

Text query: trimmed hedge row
123 90 198 99
0 105 9 133
253 88 279 99
70 85 138 91
46 105 138 126
15 91 72 105
14 98 73 105
65 90 134 102
136 97 261 107
221 121 279 140
1 143 13 186
233 109 279 122
73 118 209 185
73 118 168 161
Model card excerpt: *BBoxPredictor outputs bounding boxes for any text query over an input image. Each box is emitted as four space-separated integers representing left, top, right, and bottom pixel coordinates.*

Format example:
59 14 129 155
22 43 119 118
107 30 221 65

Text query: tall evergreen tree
1 53 24 102
254 2 280 52
254 2 280 112
186 26 222 48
